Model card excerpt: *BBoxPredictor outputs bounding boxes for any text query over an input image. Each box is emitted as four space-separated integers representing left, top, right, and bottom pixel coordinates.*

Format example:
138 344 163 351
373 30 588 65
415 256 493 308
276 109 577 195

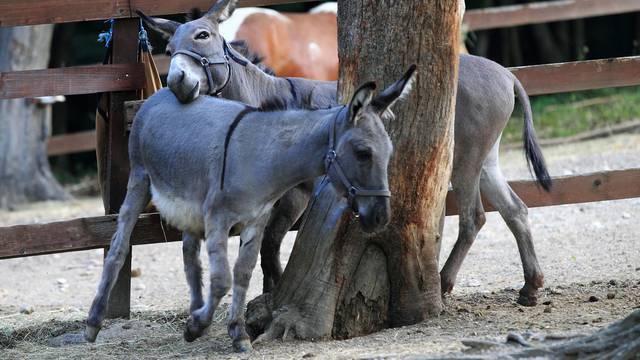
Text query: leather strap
325 107 391 204
171 40 246 97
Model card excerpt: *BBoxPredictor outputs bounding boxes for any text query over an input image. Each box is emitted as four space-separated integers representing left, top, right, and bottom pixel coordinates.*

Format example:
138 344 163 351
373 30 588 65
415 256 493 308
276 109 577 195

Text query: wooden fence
1 0 640 318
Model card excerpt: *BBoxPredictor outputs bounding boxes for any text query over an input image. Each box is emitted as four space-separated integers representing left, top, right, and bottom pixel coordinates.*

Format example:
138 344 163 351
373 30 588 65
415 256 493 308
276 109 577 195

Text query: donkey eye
355 149 372 162
196 31 210 40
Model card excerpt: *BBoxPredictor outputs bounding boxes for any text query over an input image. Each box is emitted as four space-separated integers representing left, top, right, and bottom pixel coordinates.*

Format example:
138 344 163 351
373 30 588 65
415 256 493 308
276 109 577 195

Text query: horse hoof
517 293 538 307
84 325 100 343
233 339 253 353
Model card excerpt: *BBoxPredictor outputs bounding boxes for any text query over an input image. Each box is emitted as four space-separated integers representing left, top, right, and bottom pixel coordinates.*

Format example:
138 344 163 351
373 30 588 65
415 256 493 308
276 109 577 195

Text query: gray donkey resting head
138 0 241 102
85 66 416 352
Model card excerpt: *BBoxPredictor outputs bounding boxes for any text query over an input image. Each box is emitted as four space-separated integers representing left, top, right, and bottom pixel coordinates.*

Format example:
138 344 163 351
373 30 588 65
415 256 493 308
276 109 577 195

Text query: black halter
172 39 248 97
324 107 391 207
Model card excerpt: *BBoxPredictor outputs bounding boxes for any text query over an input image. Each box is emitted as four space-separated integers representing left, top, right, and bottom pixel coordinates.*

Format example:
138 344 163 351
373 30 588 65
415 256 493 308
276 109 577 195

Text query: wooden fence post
102 18 139 319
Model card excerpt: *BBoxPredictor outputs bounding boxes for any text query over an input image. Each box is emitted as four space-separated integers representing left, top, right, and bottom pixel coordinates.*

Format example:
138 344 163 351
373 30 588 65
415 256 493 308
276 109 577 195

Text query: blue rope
98 18 153 51
97 19 114 48
138 18 152 52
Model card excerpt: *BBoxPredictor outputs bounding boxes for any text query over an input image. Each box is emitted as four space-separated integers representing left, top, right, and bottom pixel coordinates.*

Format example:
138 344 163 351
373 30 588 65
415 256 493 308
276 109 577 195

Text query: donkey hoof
517 293 538 307
184 316 205 342
233 339 253 353
84 325 100 343
440 278 455 294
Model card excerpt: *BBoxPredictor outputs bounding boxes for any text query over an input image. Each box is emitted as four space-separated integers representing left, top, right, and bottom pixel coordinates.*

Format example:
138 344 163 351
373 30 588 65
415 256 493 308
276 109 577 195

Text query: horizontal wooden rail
445 168 640 215
511 56 640 96
47 130 97 156
0 213 180 259
46 56 640 156
153 55 640 97
2 168 639 259
0 63 145 99
464 0 640 31
0 0 316 27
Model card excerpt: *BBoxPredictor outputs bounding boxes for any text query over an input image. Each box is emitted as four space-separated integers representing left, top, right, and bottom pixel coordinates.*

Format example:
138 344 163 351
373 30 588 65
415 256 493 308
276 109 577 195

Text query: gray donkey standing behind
140 0 552 306
85 66 417 351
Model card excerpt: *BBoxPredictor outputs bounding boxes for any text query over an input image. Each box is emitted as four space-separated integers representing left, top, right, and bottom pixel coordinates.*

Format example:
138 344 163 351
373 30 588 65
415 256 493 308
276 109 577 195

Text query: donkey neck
221 60 293 107
243 107 345 197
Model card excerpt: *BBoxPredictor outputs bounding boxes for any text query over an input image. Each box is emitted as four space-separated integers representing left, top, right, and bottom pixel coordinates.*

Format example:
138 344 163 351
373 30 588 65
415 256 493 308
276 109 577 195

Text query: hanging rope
97 19 115 48
138 18 152 52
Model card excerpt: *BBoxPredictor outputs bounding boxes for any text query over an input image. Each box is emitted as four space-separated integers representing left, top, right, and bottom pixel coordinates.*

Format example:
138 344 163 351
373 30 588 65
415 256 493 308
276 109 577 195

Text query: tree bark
0 25 69 209
247 0 459 341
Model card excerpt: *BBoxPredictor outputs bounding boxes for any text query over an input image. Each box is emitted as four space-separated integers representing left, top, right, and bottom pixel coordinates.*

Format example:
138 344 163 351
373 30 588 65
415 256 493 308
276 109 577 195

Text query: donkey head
333 65 417 233
138 0 238 103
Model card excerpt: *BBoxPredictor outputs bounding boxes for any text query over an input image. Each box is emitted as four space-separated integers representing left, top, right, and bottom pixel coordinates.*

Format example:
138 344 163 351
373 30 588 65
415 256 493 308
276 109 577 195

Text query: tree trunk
0 25 69 209
247 0 459 341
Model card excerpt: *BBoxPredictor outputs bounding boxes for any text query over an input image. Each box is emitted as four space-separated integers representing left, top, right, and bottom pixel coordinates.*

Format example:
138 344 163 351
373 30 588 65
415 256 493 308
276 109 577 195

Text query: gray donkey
140 0 551 306
85 65 417 351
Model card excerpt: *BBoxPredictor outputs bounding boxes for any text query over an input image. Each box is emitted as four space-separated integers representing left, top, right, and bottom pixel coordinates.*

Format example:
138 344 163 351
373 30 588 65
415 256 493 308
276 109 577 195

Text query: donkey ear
348 82 377 126
371 65 417 116
205 0 238 23
137 10 180 40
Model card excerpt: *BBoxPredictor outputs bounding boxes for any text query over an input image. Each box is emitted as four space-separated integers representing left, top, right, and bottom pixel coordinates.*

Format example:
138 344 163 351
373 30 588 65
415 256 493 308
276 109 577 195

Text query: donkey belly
151 185 205 235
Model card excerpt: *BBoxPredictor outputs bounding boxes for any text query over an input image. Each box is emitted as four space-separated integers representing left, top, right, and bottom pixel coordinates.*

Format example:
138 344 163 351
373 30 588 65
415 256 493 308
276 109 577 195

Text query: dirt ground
1 133 639 359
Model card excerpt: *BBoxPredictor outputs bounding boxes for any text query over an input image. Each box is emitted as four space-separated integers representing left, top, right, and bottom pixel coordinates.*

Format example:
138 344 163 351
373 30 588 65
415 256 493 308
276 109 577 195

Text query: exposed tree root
460 310 640 359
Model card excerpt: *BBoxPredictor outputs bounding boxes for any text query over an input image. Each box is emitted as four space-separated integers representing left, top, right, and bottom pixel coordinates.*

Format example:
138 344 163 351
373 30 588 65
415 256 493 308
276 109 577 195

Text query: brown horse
219 3 338 81
220 2 467 81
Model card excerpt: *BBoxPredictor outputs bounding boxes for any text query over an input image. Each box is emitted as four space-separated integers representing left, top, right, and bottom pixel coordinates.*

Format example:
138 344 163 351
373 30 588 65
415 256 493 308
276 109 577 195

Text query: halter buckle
200 57 210 66
348 187 358 197
326 150 337 163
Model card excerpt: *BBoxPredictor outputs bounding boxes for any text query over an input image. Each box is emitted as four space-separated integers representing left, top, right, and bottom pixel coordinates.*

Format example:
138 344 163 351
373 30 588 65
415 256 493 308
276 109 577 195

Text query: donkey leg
480 162 544 306
229 215 270 352
182 232 204 312
184 224 231 342
261 185 311 293
440 180 486 295
85 169 150 342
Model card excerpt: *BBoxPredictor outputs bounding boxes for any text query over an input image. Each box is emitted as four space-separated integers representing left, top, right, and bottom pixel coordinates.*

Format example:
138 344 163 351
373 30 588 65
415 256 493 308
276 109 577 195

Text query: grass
503 86 640 143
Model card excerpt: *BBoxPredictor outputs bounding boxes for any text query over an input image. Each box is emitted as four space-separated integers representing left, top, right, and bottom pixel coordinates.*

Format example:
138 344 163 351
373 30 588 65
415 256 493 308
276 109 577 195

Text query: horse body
219 5 338 80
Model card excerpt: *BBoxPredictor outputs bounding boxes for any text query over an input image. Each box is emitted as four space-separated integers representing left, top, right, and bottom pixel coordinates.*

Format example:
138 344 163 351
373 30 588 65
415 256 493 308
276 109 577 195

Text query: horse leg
261 184 311 293
182 232 204 312
85 169 150 342
440 176 486 295
184 221 231 342
229 214 270 352
480 145 544 306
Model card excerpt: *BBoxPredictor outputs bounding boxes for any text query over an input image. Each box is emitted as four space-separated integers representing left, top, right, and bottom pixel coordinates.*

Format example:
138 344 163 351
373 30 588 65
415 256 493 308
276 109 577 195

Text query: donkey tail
513 76 552 192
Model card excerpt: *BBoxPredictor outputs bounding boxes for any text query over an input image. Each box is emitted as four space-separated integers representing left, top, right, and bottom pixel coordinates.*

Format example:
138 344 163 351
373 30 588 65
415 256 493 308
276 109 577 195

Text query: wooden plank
0 0 316 27
155 55 640 97
445 168 640 215
510 56 640 96
1 168 639 260
464 0 640 31
0 213 180 260
47 130 96 156
104 18 139 320
0 64 145 100
155 55 170 76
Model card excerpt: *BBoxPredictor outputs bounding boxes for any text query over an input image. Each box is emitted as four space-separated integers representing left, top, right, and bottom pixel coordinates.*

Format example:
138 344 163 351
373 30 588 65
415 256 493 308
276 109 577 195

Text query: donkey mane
228 40 276 76
259 96 295 112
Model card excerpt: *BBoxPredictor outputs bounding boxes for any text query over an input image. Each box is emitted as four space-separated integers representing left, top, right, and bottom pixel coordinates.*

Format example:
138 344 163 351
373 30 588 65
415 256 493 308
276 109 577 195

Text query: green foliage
503 86 640 143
